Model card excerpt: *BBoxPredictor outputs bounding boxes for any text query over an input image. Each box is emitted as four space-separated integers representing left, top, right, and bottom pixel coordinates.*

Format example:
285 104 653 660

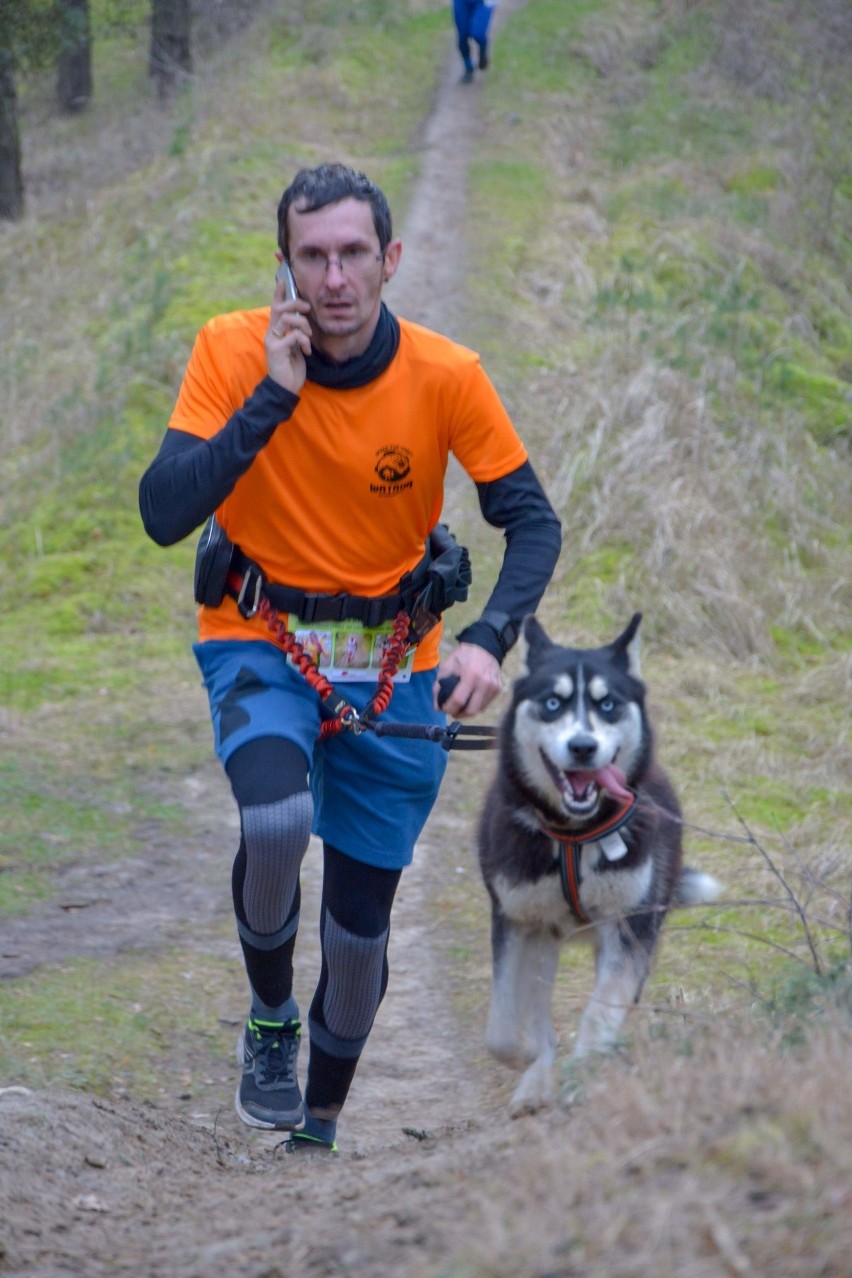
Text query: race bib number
288 618 415 683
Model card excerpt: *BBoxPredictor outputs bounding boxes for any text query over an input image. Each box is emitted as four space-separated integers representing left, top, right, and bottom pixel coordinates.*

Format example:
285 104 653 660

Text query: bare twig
722 791 824 975
212 1107 228 1168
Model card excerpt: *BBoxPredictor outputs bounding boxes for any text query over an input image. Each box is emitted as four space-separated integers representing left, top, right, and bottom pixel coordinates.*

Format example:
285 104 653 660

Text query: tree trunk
0 49 24 221
149 0 192 102
57 0 93 114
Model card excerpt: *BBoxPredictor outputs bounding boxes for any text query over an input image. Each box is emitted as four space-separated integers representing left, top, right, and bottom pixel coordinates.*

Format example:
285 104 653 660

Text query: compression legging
226 735 310 1012
225 734 401 1114
306 842 400 1117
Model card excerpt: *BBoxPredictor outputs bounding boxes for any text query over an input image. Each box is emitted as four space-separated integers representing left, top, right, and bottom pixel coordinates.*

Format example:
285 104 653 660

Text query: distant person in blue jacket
453 0 497 83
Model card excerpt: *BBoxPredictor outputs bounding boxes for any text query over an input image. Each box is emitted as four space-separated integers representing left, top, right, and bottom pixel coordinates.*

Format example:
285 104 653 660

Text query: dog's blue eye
542 695 563 716
596 696 618 717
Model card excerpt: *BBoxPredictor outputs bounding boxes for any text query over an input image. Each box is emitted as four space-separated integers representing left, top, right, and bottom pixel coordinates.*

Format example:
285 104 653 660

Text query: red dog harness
543 795 638 924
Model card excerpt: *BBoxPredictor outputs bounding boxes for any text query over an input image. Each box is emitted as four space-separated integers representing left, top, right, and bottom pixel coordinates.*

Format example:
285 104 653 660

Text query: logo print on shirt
372 445 413 497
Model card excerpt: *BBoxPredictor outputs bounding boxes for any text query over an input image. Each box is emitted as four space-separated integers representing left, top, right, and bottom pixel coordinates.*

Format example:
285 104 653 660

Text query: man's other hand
435 642 503 718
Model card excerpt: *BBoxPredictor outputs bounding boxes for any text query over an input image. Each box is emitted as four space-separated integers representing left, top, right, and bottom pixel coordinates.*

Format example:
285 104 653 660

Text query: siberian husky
478 613 721 1115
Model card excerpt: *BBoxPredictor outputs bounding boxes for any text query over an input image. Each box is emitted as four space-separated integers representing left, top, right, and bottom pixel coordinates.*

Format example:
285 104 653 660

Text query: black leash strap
368 672 499 750
370 720 499 751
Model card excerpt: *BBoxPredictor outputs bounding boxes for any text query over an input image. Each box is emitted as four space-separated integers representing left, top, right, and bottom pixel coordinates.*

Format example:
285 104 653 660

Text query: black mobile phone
275 260 299 301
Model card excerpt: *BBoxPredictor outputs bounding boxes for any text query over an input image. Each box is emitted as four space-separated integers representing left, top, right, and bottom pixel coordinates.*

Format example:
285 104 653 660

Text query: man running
139 162 560 1153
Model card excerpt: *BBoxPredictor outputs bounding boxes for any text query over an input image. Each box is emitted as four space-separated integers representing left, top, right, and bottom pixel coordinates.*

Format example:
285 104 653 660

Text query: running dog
478 613 721 1115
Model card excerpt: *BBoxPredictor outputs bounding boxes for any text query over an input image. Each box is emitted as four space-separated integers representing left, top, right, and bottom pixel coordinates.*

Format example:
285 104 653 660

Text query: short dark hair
277 163 393 258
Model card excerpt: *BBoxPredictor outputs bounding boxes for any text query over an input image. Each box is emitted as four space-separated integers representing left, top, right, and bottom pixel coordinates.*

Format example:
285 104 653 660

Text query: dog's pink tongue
593 764 632 802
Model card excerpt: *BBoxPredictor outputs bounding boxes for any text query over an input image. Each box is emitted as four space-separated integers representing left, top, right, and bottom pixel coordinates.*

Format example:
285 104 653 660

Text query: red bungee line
256 596 412 738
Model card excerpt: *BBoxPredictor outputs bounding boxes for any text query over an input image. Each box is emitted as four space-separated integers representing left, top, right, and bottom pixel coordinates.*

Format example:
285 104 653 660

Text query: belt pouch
193 516 235 607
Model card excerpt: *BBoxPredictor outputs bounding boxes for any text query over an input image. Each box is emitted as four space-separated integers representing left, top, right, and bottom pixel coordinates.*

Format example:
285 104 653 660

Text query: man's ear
382 238 402 282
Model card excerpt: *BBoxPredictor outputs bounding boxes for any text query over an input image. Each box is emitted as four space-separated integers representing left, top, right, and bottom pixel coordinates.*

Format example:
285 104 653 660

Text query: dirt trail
390 40 481 338
0 9 533 1275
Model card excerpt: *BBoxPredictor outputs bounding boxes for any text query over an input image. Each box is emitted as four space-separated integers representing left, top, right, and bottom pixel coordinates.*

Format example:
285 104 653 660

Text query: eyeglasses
289 246 384 279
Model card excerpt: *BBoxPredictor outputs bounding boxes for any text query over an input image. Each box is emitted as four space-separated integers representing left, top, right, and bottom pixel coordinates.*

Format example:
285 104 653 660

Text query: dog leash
370 719 499 751
244 593 500 751
369 675 500 751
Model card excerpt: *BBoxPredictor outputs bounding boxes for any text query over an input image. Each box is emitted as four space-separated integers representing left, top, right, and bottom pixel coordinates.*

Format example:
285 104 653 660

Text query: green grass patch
0 747 193 916
726 165 781 195
161 224 274 338
729 780 836 833
0 950 239 1100
487 0 605 94
769 625 847 664
764 362 852 444
605 175 699 224
468 158 555 282
545 545 638 641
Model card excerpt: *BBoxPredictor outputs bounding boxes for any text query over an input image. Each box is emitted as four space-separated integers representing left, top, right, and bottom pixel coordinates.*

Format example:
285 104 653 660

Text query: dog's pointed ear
611 612 642 679
518 614 551 675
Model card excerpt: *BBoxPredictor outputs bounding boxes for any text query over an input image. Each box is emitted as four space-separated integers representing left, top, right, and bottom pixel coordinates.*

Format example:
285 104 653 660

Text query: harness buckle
236 567 263 619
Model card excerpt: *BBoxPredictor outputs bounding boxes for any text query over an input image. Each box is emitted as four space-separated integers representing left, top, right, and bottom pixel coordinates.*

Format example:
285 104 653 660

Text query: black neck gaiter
305 303 401 391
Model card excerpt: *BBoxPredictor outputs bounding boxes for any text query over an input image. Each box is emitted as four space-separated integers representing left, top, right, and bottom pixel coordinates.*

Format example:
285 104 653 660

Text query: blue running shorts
193 639 449 870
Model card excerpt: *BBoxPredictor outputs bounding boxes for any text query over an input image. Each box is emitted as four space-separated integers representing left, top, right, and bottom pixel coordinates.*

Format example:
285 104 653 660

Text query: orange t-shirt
168 309 528 670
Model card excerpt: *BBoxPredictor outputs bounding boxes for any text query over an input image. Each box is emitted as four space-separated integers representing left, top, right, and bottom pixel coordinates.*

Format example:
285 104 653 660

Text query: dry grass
464 1016 852 1278
512 223 849 654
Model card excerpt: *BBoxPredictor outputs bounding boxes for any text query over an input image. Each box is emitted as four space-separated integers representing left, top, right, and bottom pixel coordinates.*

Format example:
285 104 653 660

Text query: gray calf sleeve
322 910 388 1042
241 791 313 936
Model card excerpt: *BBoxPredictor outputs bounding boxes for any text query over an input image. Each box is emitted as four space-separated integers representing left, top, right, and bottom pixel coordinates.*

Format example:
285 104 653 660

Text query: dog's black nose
568 733 598 764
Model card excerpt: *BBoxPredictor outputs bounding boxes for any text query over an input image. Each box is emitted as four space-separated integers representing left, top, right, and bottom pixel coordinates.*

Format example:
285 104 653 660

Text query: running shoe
235 1016 303 1130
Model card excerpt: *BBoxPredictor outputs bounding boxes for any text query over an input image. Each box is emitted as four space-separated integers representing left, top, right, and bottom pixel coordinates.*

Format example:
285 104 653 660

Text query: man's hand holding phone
266 258 312 395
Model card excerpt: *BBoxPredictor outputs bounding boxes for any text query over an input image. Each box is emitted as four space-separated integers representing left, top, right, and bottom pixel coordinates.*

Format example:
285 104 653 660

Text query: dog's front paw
485 1017 537 1067
487 1037 523 1066
508 1060 555 1116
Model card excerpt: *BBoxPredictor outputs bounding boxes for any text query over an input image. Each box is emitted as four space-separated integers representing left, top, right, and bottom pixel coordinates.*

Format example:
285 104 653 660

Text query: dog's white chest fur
492 868 574 937
579 844 653 918
492 842 653 939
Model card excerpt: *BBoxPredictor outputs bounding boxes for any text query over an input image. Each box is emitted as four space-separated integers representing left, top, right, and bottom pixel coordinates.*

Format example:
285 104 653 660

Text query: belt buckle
237 568 263 619
407 589 440 645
